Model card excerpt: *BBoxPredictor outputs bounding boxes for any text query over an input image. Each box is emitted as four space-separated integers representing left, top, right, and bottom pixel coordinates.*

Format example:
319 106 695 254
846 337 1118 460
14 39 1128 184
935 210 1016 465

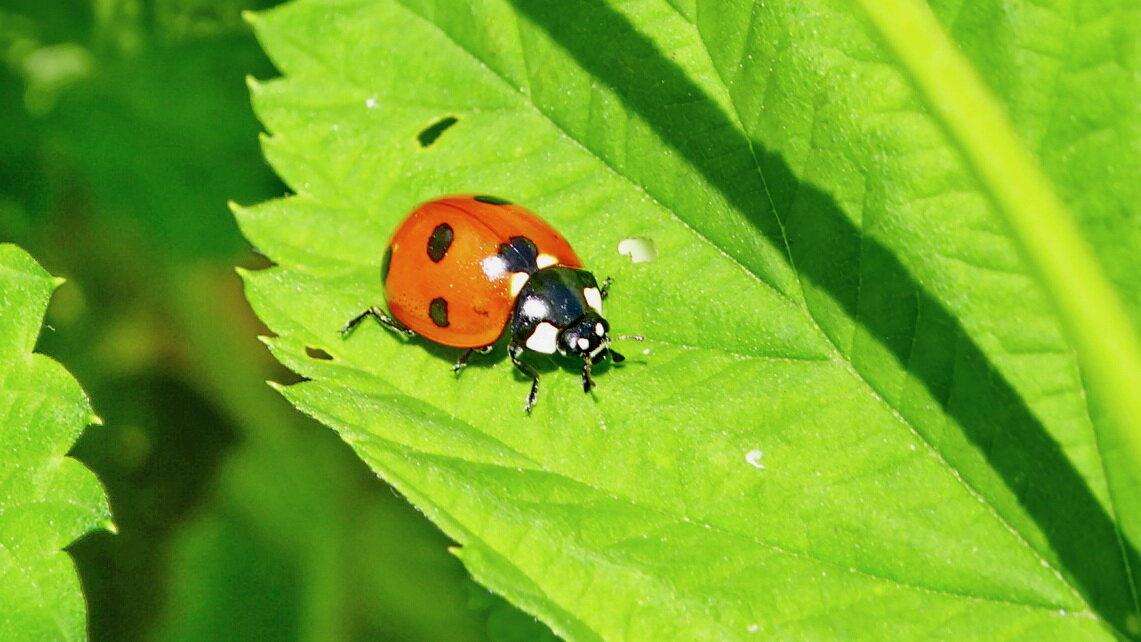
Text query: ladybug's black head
556 312 609 359
557 313 627 392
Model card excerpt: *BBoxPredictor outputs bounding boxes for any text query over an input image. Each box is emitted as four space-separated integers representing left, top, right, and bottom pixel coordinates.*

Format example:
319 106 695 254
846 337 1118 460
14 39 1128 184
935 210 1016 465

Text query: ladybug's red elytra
342 194 641 413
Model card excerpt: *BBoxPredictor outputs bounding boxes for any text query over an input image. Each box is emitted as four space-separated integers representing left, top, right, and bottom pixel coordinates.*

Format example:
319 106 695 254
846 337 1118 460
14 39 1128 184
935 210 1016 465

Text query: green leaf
238 0 1139 638
0 244 111 640
850 0 1141 558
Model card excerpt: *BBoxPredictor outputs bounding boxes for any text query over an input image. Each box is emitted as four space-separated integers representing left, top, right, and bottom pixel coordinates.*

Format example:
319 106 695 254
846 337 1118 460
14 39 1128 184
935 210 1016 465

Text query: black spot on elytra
429 297 449 327
497 236 539 273
417 116 458 147
474 194 512 205
427 223 453 262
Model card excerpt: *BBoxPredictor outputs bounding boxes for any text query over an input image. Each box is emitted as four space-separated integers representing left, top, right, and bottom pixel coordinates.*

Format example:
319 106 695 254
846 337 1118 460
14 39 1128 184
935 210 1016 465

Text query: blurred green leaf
51 36 282 259
239 0 1139 639
0 244 110 640
4 1 496 637
154 405 492 642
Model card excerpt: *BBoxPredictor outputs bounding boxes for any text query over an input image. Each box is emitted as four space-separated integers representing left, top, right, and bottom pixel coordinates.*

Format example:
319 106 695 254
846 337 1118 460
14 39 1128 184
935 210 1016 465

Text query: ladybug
342 194 641 412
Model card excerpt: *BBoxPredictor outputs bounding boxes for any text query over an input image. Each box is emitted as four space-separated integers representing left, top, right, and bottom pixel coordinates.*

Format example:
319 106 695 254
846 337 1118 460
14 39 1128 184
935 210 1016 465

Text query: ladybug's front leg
582 360 596 393
341 306 415 338
509 342 540 413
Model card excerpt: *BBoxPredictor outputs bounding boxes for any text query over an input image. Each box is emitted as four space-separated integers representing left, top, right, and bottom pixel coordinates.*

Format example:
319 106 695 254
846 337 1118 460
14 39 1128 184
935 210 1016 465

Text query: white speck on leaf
745 449 765 469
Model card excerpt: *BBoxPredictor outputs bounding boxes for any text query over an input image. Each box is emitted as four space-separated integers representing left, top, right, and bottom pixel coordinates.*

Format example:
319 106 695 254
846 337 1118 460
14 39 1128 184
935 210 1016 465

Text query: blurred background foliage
0 0 547 638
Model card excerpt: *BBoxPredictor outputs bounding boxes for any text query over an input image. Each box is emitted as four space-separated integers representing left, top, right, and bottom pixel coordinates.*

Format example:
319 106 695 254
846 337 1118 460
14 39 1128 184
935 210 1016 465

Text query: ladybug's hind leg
453 349 474 373
341 306 415 338
509 342 541 414
452 345 492 374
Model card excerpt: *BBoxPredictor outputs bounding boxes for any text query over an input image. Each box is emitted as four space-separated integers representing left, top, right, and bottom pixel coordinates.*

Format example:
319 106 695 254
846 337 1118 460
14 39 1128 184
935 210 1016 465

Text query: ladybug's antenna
614 334 644 342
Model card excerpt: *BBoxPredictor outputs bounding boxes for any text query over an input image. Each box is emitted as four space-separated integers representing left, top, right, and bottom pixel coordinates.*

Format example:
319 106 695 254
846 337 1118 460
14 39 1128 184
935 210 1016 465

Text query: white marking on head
509 272 530 297
583 287 603 313
525 322 559 354
537 253 558 268
521 297 549 318
481 255 508 279
594 322 605 336
577 337 590 350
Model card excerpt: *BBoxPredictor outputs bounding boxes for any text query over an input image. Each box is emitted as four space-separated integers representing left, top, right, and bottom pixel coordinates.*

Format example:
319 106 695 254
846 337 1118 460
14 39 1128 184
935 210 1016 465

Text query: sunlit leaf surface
239 0 1140 638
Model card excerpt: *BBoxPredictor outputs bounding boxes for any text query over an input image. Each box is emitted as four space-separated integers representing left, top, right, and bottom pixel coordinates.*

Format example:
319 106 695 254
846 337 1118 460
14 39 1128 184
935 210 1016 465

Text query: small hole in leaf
306 346 333 360
417 116 458 147
617 237 656 264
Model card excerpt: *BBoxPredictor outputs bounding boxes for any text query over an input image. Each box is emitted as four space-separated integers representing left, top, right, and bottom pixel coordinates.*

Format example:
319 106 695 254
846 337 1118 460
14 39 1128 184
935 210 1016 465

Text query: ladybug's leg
452 345 493 374
341 306 415 338
509 342 541 413
582 360 597 393
452 349 475 373
599 277 613 299
449 348 476 374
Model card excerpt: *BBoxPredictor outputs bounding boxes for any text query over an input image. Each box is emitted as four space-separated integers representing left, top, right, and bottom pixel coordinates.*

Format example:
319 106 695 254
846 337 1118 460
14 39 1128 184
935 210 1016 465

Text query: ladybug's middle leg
509 342 541 413
341 306 415 338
